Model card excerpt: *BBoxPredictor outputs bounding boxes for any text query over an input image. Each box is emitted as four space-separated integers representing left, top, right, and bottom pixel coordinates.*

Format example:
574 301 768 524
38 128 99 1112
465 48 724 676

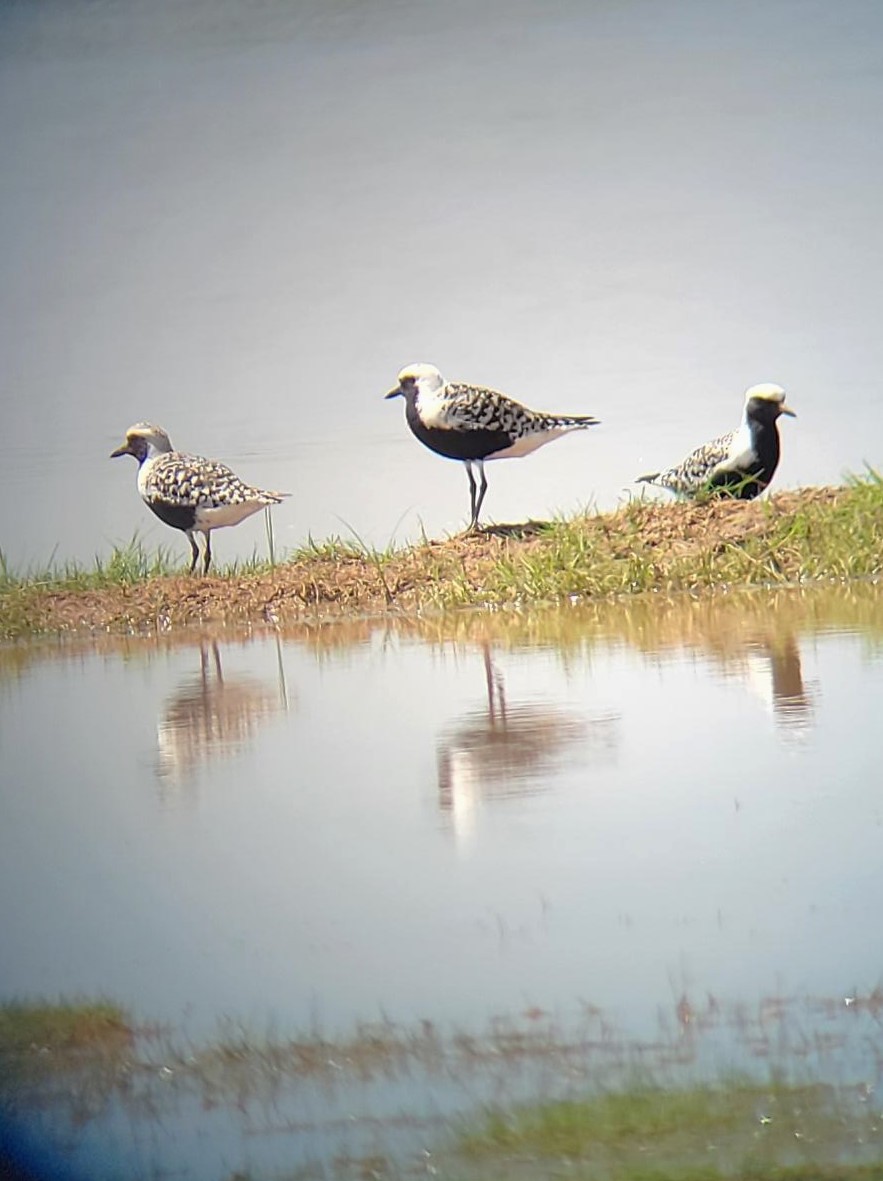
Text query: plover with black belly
111 423 288 574
636 383 796 500
385 363 600 530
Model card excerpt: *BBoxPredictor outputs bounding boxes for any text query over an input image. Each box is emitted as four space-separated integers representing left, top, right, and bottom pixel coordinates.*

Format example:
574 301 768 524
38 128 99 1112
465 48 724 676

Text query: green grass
0 530 399 593
451 1083 883 1180
2 476 883 636
426 473 883 610
0 534 182 592
3 998 883 1181
459 1087 751 1155
0 997 133 1055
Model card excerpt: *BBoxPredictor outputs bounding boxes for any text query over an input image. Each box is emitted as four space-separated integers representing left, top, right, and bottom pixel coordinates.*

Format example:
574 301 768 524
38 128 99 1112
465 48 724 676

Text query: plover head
743 383 796 420
385 362 445 402
110 422 175 463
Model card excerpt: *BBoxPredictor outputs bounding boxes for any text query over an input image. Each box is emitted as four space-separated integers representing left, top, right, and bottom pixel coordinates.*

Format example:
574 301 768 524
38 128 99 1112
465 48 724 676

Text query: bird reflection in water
437 645 617 849
156 637 290 786
744 632 816 737
614 594 818 741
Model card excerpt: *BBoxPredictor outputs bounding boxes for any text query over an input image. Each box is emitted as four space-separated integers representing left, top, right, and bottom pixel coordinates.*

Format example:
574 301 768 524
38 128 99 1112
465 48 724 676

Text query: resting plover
636 383 796 500
385 363 600 530
111 422 288 574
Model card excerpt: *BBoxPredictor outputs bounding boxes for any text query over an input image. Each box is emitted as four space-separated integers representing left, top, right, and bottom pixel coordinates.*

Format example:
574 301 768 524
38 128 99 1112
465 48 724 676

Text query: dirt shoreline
0 487 862 637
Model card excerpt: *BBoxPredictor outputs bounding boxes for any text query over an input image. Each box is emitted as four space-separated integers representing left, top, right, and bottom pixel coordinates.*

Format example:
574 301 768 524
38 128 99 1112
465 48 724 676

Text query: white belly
193 502 266 532
485 427 570 461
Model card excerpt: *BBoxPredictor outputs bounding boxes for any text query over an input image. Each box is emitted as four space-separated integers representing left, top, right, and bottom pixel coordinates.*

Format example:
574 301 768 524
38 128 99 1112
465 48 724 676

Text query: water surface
2 583 883 1176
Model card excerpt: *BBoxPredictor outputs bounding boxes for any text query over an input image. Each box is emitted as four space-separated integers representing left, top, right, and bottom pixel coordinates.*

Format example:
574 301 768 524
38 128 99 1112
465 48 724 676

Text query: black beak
110 443 131 458
384 385 403 400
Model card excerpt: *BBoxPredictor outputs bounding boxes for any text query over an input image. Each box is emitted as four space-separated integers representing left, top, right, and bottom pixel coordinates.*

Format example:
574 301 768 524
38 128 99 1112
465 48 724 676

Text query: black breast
405 401 513 462
147 499 198 532
707 459 770 499
708 413 781 501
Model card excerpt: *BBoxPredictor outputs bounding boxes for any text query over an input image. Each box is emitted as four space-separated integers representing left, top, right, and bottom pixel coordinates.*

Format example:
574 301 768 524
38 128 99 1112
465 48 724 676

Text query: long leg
464 461 479 529
203 531 212 575
472 459 489 528
186 530 199 574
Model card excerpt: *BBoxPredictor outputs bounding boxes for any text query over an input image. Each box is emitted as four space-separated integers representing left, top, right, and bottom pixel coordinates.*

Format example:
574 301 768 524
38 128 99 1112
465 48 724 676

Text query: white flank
193 501 269 531
485 426 573 460
714 420 756 475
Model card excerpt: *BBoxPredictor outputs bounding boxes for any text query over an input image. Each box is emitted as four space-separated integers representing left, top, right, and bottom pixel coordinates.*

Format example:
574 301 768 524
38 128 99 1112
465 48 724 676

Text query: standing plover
111 423 288 574
385 363 600 530
636 383 796 500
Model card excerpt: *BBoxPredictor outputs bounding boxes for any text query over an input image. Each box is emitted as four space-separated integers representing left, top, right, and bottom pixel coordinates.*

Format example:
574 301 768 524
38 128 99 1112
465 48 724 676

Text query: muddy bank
0 487 869 637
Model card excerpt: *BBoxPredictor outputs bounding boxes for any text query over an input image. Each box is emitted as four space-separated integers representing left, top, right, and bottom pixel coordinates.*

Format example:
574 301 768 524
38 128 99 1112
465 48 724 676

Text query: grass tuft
2 478 883 636
0 997 133 1055
454 1083 883 1179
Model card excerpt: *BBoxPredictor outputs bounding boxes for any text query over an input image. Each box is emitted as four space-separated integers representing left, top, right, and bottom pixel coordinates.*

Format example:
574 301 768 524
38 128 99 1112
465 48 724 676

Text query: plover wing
143 453 286 509
439 382 594 437
639 429 738 495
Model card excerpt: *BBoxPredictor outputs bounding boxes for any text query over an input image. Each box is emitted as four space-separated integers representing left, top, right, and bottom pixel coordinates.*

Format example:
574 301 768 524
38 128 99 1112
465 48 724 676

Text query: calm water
2 583 883 1176
2 0 883 568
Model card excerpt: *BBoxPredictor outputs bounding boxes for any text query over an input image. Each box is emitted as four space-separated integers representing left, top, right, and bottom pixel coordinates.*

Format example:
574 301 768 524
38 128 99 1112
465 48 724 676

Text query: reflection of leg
482 644 507 724
274 632 290 711
496 662 507 722
483 645 496 723
186 530 200 574
211 641 223 684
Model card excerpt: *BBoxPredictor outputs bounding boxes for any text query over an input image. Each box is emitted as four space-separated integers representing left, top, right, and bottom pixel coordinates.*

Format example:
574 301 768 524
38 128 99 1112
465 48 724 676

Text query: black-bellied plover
385 363 600 530
636 383 796 500
110 423 288 574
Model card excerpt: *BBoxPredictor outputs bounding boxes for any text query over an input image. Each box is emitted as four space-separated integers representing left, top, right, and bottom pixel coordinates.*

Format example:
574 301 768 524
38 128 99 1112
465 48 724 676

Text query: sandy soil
2 488 845 636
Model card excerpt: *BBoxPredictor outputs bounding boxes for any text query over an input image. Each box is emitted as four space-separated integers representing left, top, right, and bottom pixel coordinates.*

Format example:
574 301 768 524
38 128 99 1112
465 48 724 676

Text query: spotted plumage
111 422 288 574
385 363 600 529
637 383 796 500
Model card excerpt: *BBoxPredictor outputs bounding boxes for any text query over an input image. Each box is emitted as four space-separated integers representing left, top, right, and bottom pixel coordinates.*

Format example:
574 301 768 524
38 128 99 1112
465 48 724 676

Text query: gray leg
464 461 479 529
186 530 199 574
473 460 489 528
203 532 212 575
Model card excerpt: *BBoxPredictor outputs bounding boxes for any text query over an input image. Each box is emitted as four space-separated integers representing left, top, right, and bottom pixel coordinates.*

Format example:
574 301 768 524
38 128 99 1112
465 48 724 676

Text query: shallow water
2 0 883 567
2 583 883 1176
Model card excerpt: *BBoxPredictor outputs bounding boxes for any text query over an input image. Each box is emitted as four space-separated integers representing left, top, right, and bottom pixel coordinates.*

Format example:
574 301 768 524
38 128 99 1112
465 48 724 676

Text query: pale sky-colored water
3 585 883 1176
1 0 882 566
2 585 881 1036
